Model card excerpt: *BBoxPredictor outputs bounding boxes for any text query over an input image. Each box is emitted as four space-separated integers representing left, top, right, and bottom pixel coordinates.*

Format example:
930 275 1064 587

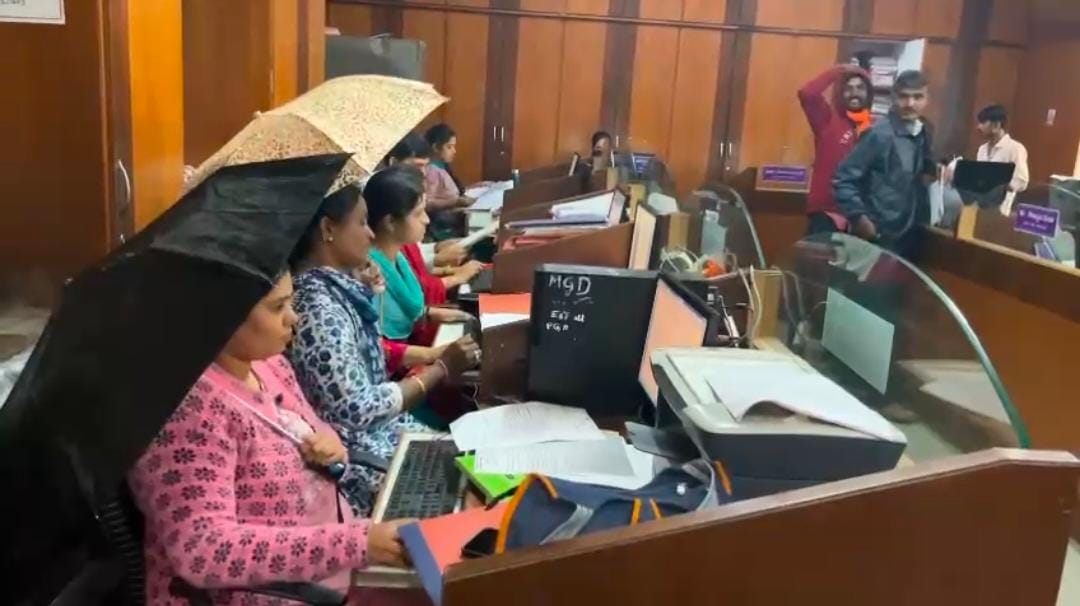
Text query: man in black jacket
833 70 936 260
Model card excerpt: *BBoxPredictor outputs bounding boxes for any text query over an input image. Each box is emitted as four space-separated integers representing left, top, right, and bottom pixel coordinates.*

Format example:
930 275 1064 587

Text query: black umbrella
0 153 350 599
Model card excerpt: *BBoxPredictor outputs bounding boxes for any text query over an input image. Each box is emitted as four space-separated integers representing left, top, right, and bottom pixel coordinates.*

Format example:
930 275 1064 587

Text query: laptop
353 432 463 587
953 160 1015 209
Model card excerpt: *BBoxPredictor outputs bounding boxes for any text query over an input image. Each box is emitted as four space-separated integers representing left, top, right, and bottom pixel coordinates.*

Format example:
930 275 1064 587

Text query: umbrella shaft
226 392 303 446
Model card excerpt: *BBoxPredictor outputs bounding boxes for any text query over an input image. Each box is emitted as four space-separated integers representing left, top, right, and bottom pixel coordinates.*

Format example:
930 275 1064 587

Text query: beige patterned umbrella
186 75 448 193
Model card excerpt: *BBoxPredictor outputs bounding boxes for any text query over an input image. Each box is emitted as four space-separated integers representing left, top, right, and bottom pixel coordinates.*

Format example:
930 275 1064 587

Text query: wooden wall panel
987 0 1029 44
270 0 301 107
183 0 273 166
872 0 963 38
128 0 185 230
566 0 609 15
444 13 490 183
325 0 1034 194
683 0 727 23
638 0 683 20
627 25 680 156
404 8 448 127
756 0 844 31
914 0 964 39
555 19 607 159
327 2 373 34
921 42 953 137
969 47 1022 154
1013 14 1080 183
521 0 566 11
303 0 328 89
738 35 839 171
667 30 725 193
512 17 566 170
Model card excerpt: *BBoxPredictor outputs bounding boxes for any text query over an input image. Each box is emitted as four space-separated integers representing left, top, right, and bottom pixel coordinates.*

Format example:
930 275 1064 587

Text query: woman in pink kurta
128 273 409 605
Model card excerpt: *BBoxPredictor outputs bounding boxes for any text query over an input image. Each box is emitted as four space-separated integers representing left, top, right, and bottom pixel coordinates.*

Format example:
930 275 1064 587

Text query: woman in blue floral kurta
288 184 478 514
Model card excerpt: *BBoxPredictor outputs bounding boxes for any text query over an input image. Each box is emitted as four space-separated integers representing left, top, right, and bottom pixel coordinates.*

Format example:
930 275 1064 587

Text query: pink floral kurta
129 356 369 605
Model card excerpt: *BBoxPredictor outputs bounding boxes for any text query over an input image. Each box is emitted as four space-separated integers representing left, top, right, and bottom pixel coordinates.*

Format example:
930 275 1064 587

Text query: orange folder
399 503 509 605
478 293 532 316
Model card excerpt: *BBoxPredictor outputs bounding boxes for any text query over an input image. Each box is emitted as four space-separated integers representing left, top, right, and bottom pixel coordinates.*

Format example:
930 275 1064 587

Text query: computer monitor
527 264 658 417
629 203 658 270
638 277 709 406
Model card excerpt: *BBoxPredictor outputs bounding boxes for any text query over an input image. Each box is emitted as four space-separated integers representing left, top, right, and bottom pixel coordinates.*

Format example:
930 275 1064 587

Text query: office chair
86 450 389 606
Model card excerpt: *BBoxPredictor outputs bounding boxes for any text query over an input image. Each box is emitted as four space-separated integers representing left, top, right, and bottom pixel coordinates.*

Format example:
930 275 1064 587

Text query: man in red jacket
799 64 873 235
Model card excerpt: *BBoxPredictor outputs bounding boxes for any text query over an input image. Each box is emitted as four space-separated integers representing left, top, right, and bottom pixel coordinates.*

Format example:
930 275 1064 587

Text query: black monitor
526 264 658 417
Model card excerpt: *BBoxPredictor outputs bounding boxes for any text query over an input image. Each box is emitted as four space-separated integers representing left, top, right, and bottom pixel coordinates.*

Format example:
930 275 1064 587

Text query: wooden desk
467 324 1077 602
441 449 1078 606
922 229 1080 450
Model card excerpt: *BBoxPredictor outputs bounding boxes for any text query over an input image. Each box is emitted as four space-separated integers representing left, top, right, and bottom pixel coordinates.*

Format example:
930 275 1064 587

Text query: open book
703 356 906 443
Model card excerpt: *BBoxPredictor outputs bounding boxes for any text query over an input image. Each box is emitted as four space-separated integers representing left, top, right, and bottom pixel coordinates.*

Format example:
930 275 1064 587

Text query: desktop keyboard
382 440 462 520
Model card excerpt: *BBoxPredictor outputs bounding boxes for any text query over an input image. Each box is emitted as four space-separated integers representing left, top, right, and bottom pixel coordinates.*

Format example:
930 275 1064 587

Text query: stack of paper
551 192 616 221
449 402 653 488
465 180 514 212
450 401 605 450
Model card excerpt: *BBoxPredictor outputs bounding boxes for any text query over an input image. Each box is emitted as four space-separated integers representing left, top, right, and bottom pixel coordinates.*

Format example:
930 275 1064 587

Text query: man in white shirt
975 104 1030 216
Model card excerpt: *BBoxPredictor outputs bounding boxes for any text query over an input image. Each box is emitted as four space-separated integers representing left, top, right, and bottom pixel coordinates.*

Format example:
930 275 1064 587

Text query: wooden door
0 0 112 278
734 33 840 173
511 5 565 173
554 0 608 161
482 15 516 180
625 0 682 157
443 9 491 185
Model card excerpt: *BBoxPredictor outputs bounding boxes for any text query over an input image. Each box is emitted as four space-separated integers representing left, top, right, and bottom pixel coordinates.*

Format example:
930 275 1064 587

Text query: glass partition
692 183 767 270
611 155 678 199
770 233 1029 460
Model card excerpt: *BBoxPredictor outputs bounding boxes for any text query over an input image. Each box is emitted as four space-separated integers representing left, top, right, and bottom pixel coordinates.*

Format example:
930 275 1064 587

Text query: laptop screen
638 279 708 405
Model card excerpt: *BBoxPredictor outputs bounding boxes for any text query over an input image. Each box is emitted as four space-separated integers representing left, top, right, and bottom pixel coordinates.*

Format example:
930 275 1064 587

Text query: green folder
455 454 525 504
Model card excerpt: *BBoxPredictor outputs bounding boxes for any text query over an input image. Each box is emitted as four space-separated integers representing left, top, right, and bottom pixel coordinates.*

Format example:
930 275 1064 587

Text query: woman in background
289 184 478 513
365 165 480 427
387 132 485 298
424 123 471 240
128 270 411 605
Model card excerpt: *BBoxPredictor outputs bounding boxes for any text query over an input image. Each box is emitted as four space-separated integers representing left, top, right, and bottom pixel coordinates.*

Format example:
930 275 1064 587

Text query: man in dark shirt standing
834 70 936 260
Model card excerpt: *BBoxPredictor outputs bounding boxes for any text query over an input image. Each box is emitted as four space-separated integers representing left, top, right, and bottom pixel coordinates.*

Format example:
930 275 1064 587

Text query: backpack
495 460 734 553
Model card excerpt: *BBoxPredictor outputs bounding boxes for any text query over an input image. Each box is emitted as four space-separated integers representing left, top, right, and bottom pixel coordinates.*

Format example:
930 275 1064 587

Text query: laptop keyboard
382 440 462 520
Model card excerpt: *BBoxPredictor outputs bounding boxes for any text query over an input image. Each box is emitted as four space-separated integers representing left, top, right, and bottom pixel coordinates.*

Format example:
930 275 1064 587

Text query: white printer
650 347 907 498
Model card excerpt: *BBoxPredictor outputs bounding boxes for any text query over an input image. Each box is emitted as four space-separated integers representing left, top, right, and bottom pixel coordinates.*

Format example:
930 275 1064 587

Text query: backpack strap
630 498 643 525
495 475 536 554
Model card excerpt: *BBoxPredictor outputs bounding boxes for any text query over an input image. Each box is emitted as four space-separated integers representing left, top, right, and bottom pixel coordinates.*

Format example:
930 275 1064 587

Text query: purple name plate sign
1014 203 1059 238
756 165 812 193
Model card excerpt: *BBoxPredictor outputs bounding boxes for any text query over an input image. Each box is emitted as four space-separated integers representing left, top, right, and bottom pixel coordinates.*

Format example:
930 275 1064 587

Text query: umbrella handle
325 462 347 481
